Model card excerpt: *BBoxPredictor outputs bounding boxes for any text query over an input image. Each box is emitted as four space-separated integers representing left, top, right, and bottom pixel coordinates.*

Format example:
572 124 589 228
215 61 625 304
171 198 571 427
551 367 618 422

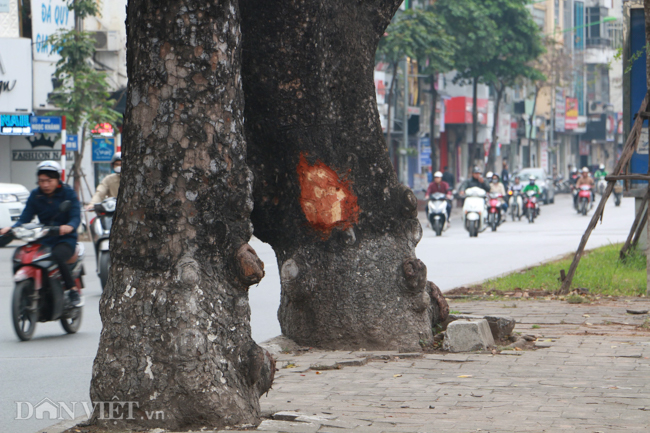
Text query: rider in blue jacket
1 161 82 305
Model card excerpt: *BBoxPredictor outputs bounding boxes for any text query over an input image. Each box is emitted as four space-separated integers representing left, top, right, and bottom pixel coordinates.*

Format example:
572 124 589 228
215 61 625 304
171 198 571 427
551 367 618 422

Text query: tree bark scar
403 258 427 293
236 243 265 286
297 153 360 235
427 281 449 323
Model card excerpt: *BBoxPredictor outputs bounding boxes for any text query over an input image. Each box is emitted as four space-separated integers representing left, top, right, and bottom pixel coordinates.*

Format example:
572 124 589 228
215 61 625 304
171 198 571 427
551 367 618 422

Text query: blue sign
66 135 78 152
629 8 648 183
0 114 32 135
419 137 432 168
92 137 115 162
30 116 62 133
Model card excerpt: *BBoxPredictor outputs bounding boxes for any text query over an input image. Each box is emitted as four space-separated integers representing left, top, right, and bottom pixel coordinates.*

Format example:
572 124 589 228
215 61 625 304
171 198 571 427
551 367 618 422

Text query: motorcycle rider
0 161 82 306
569 166 579 187
489 173 508 214
501 161 510 191
459 167 491 194
426 171 452 227
86 152 121 210
575 167 595 207
594 164 608 182
522 175 541 216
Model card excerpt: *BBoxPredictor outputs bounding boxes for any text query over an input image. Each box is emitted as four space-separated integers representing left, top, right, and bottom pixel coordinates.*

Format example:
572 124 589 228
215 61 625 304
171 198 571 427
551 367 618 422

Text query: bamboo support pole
620 190 650 259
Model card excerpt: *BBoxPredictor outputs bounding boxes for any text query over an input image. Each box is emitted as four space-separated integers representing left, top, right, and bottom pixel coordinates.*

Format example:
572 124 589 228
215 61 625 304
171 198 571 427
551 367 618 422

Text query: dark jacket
442 171 455 188
460 177 490 193
14 183 81 249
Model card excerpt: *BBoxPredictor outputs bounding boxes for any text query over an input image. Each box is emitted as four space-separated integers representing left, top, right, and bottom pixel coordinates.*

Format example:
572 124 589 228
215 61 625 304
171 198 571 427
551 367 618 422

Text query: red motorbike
487 193 503 232
523 190 538 223
0 213 85 341
577 185 593 216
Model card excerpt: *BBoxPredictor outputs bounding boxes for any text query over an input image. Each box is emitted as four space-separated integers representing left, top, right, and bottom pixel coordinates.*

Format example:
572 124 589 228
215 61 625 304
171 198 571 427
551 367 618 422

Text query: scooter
577 185 593 216
0 204 84 341
427 193 448 237
462 187 487 238
523 190 538 223
508 189 523 221
487 193 503 232
596 178 607 196
613 181 623 207
89 197 115 290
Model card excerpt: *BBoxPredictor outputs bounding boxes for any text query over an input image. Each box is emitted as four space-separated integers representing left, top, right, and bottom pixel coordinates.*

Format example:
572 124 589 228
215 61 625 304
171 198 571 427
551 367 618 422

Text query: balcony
585 37 611 48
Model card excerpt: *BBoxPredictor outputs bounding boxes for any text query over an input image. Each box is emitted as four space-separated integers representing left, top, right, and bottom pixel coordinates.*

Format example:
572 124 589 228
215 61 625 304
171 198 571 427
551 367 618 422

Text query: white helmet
582 167 589 173
434 171 443 178
37 160 62 176
486 171 493 179
599 164 605 170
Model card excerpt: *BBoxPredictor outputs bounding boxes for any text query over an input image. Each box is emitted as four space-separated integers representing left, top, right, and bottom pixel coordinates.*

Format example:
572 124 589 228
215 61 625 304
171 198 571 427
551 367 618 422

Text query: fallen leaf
315 371 321 375
284 363 297 369
514 347 522 351
458 375 473 378
393 374 402 378
583 314 590 318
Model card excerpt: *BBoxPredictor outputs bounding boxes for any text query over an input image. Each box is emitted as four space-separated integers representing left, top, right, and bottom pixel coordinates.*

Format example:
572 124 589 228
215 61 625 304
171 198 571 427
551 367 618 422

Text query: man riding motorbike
0 161 82 306
575 167 595 207
594 164 608 182
459 167 491 194
522 176 541 215
426 171 452 227
86 152 121 210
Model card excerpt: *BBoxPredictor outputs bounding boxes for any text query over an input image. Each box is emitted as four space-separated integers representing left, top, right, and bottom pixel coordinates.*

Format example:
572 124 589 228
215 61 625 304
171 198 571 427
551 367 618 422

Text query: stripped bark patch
297 153 359 234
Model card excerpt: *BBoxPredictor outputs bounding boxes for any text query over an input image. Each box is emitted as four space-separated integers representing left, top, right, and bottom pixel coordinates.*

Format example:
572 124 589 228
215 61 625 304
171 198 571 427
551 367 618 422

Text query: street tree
240 0 449 350
481 0 545 172
48 0 120 195
431 0 498 171
90 0 274 429
376 8 455 166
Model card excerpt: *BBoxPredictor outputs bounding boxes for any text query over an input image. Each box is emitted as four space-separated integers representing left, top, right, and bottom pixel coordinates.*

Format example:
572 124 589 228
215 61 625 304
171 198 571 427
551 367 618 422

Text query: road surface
0 193 636 433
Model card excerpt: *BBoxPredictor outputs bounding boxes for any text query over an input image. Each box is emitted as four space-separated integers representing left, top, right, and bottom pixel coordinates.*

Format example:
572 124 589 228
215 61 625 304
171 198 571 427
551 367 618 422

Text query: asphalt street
0 193 636 433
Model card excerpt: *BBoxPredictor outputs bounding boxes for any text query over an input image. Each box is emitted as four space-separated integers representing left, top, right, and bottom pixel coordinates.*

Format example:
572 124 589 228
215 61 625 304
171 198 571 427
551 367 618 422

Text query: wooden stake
559 94 650 295
620 190 650 259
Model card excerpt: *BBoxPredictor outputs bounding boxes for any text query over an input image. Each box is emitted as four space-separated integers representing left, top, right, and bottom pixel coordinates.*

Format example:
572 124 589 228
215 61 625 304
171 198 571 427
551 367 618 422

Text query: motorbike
596 178 607 196
613 181 623 207
427 192 449 236
508 189 523 221
89 197 115 290
553 175 571 194
577 185 593 216
523 190 538 223
462 187 487 238
0 203 84 341
487 193 503 231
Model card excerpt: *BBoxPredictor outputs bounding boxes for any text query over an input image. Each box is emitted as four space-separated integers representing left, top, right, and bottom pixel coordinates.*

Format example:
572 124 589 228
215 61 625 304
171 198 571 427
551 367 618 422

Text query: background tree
241 0 449 350
48 0 120 195
376 8 455 167
431 0 498 171
90 0 273 429
481 0 545 172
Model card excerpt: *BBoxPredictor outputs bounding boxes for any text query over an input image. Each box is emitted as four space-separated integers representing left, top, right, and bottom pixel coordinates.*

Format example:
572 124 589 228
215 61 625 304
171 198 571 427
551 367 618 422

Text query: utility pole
402 56 409 185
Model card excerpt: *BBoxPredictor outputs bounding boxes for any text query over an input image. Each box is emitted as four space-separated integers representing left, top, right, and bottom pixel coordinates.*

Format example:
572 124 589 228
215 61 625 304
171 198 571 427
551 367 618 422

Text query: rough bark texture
90 0 273 429
240 0 448 350
487 82 504 173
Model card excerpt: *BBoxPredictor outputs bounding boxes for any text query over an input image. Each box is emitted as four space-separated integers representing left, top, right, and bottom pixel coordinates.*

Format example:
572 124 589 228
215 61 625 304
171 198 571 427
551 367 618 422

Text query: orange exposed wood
297 154 359 234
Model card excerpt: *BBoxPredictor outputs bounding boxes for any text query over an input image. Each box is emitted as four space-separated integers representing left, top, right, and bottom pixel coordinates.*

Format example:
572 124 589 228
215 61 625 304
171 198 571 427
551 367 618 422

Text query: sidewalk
249 297 650 432
55 297 650 433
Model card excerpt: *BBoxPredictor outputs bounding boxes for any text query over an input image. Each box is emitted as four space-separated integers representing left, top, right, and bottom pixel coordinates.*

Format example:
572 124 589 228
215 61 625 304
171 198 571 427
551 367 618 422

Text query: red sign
444 97 488 125
565 98 578 130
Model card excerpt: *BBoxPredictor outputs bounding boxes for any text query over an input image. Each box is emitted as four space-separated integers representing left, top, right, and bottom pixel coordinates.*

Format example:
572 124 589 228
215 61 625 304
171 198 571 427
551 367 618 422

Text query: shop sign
66 135 78 151
565 98 578 130
92 137 115 162
12 150 61 161
31 0 74 61
419 137 431 169
0 113 31 135
0 38 33 113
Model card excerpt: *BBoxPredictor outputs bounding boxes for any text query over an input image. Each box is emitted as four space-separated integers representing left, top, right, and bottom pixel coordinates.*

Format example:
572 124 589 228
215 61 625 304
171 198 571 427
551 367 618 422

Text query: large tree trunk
90 0 273 430
240 0 448 350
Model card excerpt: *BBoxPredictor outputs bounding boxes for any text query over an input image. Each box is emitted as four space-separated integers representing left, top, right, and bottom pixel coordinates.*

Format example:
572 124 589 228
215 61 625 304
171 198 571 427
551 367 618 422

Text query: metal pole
403 56 409 185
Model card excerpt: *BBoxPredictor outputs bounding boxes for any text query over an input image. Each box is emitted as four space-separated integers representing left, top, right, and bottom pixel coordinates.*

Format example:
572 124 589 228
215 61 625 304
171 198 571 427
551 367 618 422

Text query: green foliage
613 44 649 74
48 0 119 136
376 8 456 74
480 244 647 296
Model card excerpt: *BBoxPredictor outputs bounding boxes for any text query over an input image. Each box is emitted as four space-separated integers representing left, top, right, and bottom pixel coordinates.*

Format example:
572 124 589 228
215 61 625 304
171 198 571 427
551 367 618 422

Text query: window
586 7 601 39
